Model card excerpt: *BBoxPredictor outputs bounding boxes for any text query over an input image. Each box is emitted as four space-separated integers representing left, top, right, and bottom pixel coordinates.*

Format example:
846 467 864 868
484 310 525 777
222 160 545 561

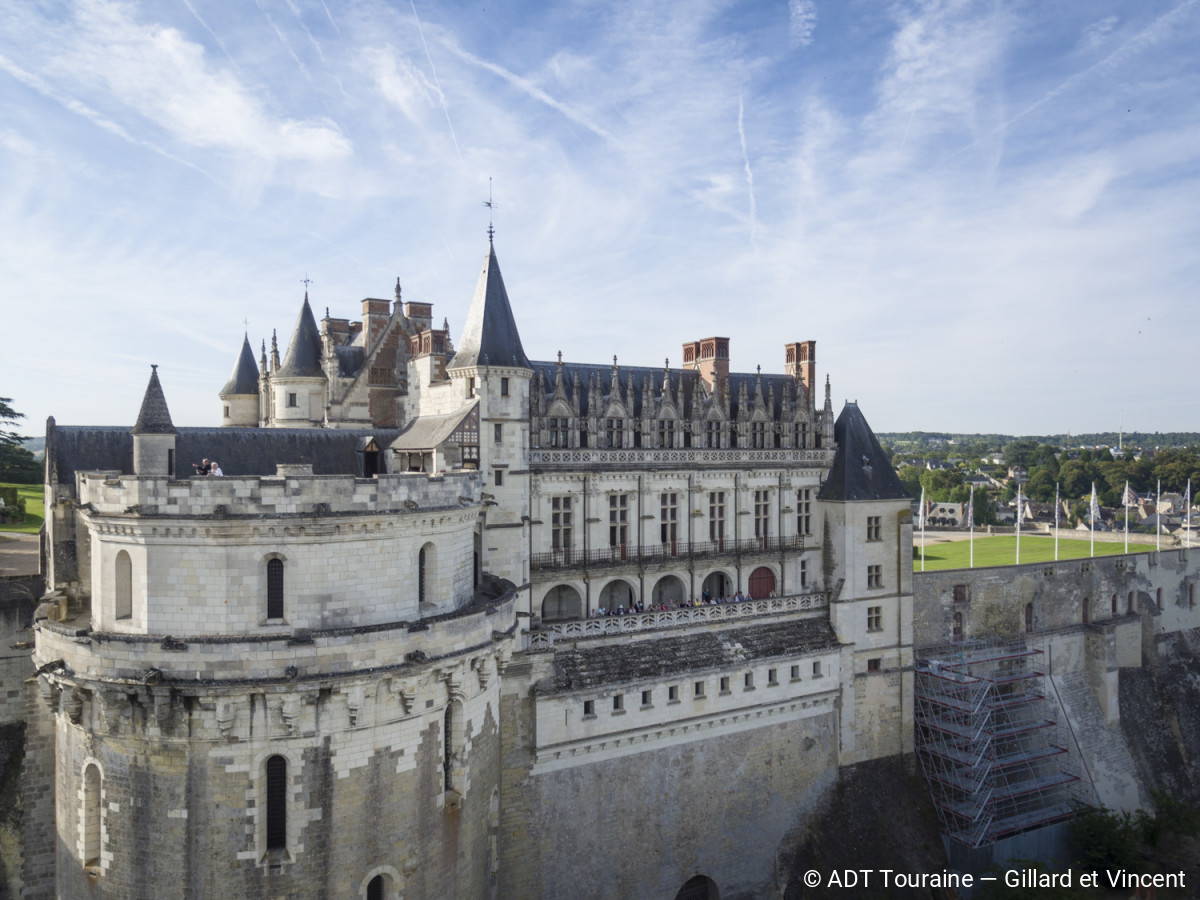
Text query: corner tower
220 334 261 427
131 365 176 476
269 293 326 426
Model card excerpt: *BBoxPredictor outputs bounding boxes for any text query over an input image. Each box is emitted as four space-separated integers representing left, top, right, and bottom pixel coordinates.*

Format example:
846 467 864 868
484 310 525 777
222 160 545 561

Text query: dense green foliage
0 483 44 535
0 398 39 484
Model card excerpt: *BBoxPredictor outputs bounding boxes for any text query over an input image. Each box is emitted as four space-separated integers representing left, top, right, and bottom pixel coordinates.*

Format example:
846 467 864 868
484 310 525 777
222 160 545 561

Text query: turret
219 334 261 427
131 365 177 476
270 292 326 426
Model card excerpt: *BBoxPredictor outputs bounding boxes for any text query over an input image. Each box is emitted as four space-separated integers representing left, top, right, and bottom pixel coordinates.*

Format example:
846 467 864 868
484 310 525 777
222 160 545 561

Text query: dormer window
751 421 767 449
548 417 568 448
658 418 675 448
605 418 623 449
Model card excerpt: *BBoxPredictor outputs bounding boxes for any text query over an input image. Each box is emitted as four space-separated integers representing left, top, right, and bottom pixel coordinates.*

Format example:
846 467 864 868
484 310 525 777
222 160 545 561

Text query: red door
747 567 775 599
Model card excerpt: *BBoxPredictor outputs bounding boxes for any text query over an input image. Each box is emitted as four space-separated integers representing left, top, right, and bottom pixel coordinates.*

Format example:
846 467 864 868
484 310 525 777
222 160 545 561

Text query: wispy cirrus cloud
789 0 817 48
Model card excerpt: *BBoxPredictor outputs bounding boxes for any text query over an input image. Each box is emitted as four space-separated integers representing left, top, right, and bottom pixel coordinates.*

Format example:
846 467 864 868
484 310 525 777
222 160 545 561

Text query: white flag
1090 483 1100 521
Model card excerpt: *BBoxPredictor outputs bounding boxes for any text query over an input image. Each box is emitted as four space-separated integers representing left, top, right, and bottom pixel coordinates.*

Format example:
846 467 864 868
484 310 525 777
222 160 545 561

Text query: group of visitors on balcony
588 590 759 618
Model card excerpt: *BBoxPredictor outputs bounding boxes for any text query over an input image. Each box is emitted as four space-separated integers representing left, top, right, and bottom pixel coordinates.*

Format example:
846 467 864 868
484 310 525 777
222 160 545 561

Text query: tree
0 398 40 484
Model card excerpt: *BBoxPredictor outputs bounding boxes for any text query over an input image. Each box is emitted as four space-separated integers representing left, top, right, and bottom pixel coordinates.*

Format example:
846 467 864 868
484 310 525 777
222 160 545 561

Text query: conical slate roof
276 294 324 377
448 239 530 370
220 334 261 395
131 365 177 435
818 402 908 502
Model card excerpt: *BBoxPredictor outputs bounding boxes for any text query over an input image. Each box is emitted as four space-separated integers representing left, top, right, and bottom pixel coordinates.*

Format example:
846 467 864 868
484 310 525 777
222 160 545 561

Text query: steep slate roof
276 294 324 377
334 344 365 377
817 402 909 502
544 617 837 694
447 240 531 370
220 335 261 396
48 425 403 481
131 366 177 435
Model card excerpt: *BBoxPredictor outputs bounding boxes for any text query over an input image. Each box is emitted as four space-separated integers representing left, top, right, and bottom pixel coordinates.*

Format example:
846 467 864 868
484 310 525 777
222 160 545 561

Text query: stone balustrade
524 591 828 651
529 447 835 467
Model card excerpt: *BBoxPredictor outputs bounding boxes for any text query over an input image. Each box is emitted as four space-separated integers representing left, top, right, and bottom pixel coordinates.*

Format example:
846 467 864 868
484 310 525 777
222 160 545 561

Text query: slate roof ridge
447 240 531 370
220 334 261 396
131 365 177 435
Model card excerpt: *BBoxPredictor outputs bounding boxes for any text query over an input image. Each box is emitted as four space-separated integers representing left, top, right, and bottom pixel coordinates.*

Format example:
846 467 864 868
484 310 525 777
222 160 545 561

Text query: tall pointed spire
448 239 531 370
132 365 177 435
276 293 324 377
221 334 261 396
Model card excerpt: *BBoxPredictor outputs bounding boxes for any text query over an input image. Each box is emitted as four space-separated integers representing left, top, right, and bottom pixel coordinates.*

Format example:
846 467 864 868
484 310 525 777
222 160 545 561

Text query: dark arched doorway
652 575 686 608
675 875 719 900
747 566 776 599
702 571 731 600
541 584 582 621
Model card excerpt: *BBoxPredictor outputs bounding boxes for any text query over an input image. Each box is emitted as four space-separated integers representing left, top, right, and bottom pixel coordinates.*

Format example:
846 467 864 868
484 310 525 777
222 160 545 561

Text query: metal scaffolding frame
914 640 1091 848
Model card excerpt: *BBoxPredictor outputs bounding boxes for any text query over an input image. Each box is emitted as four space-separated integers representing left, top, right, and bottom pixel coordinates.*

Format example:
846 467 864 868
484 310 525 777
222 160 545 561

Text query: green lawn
0 482 44 535
915 534 1160 571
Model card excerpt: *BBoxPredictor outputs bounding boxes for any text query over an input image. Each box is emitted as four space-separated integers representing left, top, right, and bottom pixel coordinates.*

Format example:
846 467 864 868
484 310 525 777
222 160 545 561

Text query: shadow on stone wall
786 756 947 899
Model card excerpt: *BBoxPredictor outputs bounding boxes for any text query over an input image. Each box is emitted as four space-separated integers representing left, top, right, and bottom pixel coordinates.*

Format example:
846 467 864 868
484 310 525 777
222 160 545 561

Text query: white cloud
789 0 817 48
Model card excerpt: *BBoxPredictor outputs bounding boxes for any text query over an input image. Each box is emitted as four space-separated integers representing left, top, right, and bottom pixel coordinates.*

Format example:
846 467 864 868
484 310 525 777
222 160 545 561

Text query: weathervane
302 274 314 296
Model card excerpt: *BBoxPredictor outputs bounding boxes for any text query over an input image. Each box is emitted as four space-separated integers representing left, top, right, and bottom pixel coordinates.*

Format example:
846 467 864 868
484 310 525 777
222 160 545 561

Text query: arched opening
675 875 720 900
1128 591 1135 614
1082 598 1090 624
747 566 776 600
367 874 385 900
702 571 731 601
952 611 964 642
652 575 687 608
598 579 636 613
83 763 101 866
1111 593 1118 616
1025 603 1034 633
266 558 285 619
444 701 464 793
419 546 428 605
115 550 132 620
265 755 287 852
1156 587 1163 609
541 584 582 622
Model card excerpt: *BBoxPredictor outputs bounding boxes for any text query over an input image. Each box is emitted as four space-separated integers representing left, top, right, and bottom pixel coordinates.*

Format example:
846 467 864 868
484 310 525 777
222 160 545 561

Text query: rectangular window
867 565 883 589
548 417 569 447
494 470 504 487
551 496 573 553
719 676 730 694
797 489 812 535
286 392 298 408
768 668 778 685
867 516 881 541
641 690 652 707
501 377 509 396
751 421 767 448
605 418 624 449
694 681 705 698
867 605 882 631
790 664 800 681
583 700 595 717
744 672 754 690
800 559 808 588
867 658 882 673
660 493 678 548
953 584 967 604
668 685 679 702
494 423 502 443
754 490 770 540
613 694 624 712
813 661 822 678
658 418 676 448
466 377 475 397
223 404 229 418
705 419 721 449
708 492 726 545
795 421 808 448
609 494 628 550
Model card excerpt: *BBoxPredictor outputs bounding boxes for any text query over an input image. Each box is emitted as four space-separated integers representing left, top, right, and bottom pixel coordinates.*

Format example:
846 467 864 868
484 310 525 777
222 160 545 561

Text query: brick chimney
361 298 391 351
682 337 730 391
784 341 816 397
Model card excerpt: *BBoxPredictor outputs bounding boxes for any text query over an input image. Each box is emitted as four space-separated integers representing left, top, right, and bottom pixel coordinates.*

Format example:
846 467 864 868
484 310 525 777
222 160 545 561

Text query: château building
34 233 917 899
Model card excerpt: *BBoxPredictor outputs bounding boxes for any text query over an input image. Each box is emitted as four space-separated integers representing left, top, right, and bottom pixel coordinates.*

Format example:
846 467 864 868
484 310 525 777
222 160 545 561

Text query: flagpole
1124 480 1130 554
1090 482 1096 558
969 484 975 569
1054 482 1060 561
1157 478 1161 552
1188 479 1192 551
1016 482 1022 565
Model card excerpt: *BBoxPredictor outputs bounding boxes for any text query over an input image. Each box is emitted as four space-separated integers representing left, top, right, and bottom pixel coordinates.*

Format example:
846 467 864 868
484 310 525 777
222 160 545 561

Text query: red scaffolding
914 641 1092 848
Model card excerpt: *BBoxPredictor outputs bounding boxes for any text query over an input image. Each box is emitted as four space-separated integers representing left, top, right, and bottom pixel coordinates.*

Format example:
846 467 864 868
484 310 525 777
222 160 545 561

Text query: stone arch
675 874 720 900
597 578 637 612
114 549 132 620
541 584 582 622
702 570 733 601
82 760 102 868
747 565 777 599
444 699 465 793
651 574 687 608
360 867 401 900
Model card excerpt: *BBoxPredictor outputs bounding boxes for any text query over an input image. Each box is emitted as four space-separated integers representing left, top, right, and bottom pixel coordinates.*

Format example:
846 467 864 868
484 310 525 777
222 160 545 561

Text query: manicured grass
915 534 1160 571
0 482 44 535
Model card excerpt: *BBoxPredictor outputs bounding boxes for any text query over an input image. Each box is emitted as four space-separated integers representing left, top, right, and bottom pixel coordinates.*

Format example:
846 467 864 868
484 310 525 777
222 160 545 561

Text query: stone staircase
1049 670 1147 812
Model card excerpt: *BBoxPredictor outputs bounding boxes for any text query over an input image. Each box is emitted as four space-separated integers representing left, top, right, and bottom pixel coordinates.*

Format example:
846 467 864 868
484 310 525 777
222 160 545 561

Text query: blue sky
3 0 1198 436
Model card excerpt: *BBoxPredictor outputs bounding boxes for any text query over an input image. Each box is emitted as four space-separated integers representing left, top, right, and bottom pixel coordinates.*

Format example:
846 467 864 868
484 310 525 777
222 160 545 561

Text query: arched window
367 875 385 900
1025 603 1034 634
1156 587 1163 609
1082 598 1090 624
115 550 132 620
418 547 427 605
444 701 464 793
675 875 720 900
1111 593 1118 616
83 764 101 867
266 755 287 852
266 558 285 619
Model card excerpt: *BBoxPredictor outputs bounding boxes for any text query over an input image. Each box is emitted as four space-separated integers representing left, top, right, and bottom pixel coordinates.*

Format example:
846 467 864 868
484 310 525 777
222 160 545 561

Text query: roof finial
557 350 563 364
613 354 618 369
395 278 402 304
151 364 158 373
756 364 761 375
483 176 496 243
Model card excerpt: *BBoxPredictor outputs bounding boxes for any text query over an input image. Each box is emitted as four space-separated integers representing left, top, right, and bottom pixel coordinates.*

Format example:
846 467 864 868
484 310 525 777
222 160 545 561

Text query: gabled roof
131 366 177 435
818 402 908 502
447 240 531 370
390 402 478 451
220 335 261 396
276 294 324 378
